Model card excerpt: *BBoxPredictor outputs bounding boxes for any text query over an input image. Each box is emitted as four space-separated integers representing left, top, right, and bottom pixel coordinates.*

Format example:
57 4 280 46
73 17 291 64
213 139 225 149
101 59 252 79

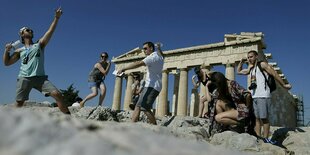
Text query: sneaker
263 138 277 144
129 104 136 110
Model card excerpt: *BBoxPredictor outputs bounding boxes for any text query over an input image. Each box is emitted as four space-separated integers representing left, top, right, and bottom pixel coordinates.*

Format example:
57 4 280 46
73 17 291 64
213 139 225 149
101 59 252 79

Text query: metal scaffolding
295 95 304 126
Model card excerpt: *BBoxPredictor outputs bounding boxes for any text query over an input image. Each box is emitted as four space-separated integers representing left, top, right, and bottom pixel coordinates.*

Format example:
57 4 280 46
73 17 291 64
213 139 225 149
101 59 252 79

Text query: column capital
225 63 235 67
178 68 188 71
162 69 169 73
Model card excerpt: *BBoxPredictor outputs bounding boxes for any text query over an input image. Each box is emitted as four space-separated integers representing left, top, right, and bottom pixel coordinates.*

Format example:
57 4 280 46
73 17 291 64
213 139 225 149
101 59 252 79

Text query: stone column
171 74 180 116
190 88 199 117
112 76 123 110
177 68 188 116
225 63 235 80
123 74 134 110
158 70 169 117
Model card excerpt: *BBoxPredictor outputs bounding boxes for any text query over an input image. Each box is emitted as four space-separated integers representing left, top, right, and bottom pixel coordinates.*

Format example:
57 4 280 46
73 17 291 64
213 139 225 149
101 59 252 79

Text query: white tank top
250 65 271 98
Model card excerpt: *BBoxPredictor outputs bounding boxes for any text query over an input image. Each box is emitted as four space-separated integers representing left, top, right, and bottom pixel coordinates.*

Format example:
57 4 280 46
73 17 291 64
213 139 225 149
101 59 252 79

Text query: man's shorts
253 98 271 119
136 87 159 111
16 76 59 101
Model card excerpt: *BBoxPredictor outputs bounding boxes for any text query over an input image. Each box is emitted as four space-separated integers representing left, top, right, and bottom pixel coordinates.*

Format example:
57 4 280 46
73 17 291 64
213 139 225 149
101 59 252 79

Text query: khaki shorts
16 76 59 101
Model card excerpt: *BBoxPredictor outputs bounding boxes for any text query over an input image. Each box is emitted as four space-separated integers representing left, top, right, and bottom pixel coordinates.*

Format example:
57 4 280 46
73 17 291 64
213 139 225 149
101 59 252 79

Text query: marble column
123 74 134 110
177 68 188 116
112 76 123 110
225 63 235 80
171 74 180 116
190 88 199 117
158 70 169 117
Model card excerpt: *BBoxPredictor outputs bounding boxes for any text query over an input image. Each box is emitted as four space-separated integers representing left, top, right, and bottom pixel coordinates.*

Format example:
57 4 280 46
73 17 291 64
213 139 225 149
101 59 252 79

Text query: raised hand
5 43 13 52
55 7 63 19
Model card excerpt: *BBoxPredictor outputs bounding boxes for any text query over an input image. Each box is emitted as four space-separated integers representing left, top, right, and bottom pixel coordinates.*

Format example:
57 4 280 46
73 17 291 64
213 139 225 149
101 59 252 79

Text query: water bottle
11 40 22 50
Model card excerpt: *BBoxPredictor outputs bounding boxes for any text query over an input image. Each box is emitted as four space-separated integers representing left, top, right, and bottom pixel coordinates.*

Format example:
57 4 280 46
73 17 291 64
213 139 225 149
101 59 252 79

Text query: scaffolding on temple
294 95 304 126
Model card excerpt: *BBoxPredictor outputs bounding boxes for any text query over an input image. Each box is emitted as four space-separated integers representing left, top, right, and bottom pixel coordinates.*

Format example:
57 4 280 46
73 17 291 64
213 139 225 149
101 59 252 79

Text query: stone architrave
177 68 188 116
112 76 123 110
123 75 134 110
158 70 169 117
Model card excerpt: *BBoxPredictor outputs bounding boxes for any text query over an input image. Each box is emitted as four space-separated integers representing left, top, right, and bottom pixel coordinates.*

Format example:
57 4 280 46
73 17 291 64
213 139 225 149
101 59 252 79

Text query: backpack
257 62 276 92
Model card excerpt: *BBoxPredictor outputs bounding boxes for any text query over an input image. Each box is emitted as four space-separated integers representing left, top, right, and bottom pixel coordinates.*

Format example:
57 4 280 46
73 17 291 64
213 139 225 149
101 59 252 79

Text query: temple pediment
112 47 146 63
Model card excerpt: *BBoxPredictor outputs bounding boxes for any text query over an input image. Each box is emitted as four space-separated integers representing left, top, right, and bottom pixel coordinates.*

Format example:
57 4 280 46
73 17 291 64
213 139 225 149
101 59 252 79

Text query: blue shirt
18 43 45 77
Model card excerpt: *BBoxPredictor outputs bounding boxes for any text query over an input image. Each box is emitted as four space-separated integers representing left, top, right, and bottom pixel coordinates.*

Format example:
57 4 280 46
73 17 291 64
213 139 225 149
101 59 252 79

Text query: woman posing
80 52 111 107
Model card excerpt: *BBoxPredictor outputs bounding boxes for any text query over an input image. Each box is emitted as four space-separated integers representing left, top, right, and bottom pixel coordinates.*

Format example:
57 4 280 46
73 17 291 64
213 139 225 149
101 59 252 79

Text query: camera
248 82 257 90
22 56 29 64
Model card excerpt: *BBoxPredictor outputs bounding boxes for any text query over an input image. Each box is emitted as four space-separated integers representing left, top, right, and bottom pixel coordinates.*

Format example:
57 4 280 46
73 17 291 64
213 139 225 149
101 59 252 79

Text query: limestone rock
1 103 309 155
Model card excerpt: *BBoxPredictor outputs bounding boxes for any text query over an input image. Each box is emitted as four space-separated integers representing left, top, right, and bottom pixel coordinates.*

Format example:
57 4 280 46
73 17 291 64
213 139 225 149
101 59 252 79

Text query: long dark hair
209 72 235 107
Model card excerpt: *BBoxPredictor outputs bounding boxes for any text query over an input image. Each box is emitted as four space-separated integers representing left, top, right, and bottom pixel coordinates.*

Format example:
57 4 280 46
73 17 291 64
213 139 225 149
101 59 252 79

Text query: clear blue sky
1 0 309 124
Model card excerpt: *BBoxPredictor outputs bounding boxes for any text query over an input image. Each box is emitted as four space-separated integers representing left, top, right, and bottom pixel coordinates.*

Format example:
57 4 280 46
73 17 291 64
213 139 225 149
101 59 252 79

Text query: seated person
206 71 255 135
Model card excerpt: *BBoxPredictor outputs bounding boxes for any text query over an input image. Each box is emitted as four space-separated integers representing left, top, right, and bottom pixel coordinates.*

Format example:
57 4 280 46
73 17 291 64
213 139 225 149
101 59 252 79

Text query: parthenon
111 32 298 127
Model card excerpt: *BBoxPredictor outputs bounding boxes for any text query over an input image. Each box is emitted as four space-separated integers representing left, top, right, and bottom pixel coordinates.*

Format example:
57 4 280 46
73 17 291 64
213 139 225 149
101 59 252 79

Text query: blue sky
1 0 309 124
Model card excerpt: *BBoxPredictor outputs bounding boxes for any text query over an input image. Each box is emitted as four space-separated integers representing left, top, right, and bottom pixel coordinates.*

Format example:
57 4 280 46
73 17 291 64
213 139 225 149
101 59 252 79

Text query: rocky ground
0 102 309 155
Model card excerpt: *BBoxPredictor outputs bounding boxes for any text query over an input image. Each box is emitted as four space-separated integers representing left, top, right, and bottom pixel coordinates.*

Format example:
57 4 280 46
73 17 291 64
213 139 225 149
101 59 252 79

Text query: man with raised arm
117 42 164 124
3 7 70 114
237 50 291 142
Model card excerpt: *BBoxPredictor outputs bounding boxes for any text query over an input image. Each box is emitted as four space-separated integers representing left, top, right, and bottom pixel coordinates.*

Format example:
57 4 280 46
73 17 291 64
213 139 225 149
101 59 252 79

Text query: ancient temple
111 32 299 127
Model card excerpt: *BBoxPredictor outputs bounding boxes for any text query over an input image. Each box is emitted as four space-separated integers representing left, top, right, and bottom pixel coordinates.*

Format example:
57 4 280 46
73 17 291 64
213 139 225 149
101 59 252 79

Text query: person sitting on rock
206 71 256 135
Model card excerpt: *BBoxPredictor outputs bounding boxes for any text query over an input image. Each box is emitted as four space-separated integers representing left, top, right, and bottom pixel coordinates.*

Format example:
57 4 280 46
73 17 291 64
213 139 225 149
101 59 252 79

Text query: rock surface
0 103 308 155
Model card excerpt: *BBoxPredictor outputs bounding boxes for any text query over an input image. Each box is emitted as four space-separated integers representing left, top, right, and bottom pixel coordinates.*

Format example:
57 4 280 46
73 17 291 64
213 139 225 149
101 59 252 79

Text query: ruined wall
269 82 297 127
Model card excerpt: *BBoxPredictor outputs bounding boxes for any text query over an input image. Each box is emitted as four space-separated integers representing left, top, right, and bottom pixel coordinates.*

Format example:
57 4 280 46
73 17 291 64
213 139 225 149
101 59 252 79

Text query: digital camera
248 82 257 90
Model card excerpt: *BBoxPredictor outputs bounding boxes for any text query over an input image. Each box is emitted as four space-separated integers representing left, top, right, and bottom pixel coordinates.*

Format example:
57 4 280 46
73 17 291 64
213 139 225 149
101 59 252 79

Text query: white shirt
142 51 164 92
250 65 271 98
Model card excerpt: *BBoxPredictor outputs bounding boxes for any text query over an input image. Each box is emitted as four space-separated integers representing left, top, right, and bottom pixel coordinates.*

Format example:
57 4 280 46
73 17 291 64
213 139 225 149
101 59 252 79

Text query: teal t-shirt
18 43 45 77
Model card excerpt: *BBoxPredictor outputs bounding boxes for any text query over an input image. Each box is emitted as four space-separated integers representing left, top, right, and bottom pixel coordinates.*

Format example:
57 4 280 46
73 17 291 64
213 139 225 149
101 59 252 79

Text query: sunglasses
24 29 33 33
101 55 107 58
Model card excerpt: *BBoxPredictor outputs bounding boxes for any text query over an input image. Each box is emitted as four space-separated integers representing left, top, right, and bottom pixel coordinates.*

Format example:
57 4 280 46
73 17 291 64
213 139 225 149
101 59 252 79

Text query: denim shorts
88 80 104 88
136 87 159 111
16 76 58 101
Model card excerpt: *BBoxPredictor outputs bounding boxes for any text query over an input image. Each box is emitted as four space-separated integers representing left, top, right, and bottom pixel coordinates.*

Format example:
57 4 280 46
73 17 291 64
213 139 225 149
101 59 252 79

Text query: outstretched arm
39 7 62 48
260 61 292 90
118 61 145 74
3 43 20 66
